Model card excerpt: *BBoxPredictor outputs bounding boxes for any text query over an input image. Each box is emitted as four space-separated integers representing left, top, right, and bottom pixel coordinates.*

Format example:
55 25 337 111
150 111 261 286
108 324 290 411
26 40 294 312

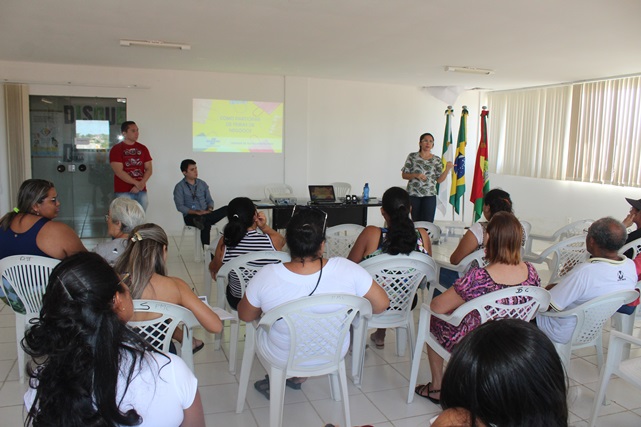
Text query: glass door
29 96 127 238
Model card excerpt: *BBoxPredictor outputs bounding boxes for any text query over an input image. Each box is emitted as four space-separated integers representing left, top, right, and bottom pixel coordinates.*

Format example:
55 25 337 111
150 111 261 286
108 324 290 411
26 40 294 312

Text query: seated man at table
536 217 637 344
173 159 227 246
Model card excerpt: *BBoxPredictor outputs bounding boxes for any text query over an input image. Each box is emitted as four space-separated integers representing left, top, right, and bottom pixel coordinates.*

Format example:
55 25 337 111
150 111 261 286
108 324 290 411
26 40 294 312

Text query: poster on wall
30 111 64 158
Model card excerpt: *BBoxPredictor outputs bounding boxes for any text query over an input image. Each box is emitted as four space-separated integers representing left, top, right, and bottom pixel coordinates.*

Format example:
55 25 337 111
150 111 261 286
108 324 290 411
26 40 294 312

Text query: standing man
109 121 153 210
173 159 228 247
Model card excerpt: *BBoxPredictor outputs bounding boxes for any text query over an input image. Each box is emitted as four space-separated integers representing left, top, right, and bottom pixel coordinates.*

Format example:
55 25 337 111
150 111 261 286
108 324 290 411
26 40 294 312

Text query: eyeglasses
104 214 111 223
291 205 328 235
40 196 59 204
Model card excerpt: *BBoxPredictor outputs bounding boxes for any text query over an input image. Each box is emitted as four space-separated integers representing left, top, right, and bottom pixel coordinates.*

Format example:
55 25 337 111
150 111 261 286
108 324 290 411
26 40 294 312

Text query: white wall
492 173 638 235
4 59 627 237
0 60 484 233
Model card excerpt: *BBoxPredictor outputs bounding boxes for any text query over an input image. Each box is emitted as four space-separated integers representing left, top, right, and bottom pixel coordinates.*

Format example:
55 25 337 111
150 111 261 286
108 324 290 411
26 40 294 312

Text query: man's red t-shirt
109 141 153 193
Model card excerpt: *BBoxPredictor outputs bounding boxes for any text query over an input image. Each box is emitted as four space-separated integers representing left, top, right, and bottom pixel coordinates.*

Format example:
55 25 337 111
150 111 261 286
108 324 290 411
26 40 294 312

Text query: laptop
308 185 342 205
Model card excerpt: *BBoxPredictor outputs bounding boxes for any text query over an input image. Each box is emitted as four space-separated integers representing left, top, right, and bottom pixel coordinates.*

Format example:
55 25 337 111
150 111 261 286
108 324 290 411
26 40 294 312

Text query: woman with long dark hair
449 188 515 264
0 178 85 260
208 197 285 309
348 186 432 347
432 319 567 427
23 252 205 427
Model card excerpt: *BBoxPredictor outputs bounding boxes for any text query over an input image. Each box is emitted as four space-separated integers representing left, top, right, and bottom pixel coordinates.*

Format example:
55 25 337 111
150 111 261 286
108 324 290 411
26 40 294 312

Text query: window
487 76 641 187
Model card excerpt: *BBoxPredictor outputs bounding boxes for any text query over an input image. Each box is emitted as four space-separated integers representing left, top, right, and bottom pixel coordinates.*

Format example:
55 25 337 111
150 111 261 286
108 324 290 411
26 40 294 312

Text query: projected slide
193 99 283 153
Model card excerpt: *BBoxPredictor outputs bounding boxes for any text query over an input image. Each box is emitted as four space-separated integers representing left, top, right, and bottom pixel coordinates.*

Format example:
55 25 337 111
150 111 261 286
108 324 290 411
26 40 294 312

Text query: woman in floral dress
414 212 541 404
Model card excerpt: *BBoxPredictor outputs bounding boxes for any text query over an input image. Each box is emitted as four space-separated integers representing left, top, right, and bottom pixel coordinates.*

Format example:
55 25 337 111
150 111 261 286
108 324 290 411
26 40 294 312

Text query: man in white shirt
537 217 637 344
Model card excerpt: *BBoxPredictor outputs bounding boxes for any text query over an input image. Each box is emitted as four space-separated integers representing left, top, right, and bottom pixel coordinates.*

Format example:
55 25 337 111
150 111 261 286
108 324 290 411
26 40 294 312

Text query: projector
270 194 297 205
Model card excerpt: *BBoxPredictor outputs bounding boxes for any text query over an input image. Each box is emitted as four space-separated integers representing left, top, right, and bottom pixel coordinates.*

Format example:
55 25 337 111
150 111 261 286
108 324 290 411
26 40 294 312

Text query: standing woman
402 133 453 222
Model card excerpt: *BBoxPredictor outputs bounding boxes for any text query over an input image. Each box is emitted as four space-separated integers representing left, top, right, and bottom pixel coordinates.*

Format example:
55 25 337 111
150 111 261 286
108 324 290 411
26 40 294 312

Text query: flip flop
254 375 271 400
192 341 205 354
286 377 303 390
415 382 440 405
370 332 385 349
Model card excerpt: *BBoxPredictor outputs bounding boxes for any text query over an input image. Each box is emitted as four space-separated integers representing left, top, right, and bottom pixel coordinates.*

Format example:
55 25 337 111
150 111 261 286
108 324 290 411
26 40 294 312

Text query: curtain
3 84 30 208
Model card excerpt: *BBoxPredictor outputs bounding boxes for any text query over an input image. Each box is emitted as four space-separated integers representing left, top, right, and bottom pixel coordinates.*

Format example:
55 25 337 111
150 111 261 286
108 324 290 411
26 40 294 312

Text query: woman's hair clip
13 207 19 213
130 232 143 242
232 214 239 219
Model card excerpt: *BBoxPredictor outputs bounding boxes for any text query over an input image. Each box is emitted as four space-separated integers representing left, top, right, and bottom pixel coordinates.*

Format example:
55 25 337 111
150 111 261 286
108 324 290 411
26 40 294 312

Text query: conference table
256 198 382 229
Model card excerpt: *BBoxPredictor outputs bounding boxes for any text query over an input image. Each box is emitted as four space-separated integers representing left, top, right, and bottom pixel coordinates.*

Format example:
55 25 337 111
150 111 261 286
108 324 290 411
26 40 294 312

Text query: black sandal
254 375 271 400
415 382 440 405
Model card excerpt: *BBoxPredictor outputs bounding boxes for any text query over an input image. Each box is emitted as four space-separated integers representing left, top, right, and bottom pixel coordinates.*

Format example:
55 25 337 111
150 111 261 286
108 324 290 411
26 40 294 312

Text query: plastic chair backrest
0 255 60 315
264 183 293 199
619 237 641 259
360 252 436 314
257 294 372 372
325 224 364 258
413 221 441 244
331 182 352 199
568 290 639 346
552 219 594 241
452 286 551 324
542 235 589 284
129 300 199 354
216 251 291 301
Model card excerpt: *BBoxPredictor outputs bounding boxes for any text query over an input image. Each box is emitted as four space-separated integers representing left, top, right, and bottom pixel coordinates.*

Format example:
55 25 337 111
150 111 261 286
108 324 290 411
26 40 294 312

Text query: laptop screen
308 185 336 202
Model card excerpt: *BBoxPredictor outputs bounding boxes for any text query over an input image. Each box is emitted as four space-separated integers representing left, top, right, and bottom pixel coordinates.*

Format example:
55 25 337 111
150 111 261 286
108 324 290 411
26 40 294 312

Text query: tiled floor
1 235 640 426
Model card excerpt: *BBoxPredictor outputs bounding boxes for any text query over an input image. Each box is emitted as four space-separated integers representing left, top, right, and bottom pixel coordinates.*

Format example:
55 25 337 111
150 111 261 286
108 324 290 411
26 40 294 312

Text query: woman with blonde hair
115 223 222 352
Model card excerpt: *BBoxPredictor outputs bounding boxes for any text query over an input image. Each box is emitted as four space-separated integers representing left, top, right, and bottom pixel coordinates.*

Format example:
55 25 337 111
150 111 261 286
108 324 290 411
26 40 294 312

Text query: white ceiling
1 0 640 91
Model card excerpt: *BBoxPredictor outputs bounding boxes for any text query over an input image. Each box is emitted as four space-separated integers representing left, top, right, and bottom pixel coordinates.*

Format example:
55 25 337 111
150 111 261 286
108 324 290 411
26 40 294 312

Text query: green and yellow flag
450 106 467 214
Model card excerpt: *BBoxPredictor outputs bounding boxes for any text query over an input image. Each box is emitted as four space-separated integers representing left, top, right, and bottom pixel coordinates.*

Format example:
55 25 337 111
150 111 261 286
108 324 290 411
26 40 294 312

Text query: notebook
308 185 341 204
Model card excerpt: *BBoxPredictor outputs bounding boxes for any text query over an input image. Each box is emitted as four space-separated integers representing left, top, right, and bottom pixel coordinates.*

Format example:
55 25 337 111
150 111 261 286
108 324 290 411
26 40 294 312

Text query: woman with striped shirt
209 197 285 309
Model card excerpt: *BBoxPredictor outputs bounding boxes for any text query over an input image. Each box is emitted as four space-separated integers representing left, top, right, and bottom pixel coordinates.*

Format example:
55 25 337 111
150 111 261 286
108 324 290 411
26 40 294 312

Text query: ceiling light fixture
120 39 191 50
445 66 494 75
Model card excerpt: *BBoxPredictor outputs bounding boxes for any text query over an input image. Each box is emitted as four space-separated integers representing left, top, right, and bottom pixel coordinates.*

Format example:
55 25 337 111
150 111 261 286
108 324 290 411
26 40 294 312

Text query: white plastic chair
434 248 487 288
331 182 352 199
524 219 593 259
353 252 437 385
324 224 364 258
0 255 60 382
216 251 291 373
264 183 294 200
407 285 551 403
523 235 589 285
618 237 641 258
538 289 639 371
588 331 641 427
414 221 442 245
178 223 202 262
610 281 641 360
128 300 201 372
235 294 372 427
202 235 222 310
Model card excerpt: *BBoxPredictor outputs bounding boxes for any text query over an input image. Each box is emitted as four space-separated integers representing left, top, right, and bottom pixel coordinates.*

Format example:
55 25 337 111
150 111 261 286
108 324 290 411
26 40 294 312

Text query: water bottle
362 183 370 203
